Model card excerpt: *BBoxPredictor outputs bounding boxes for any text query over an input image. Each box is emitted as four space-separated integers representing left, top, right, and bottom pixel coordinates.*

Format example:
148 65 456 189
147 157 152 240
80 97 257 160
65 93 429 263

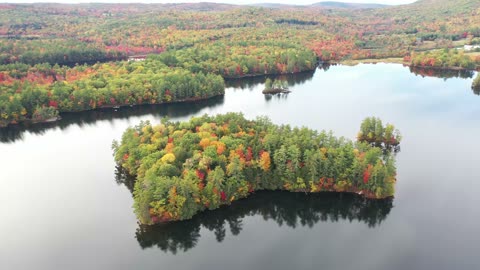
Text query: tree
265 78 272 90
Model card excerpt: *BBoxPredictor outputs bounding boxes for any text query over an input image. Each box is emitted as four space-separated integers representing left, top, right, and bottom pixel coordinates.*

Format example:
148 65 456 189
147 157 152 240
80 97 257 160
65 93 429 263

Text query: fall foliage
112 113 400 224
0 59 224 127
3 1 480 126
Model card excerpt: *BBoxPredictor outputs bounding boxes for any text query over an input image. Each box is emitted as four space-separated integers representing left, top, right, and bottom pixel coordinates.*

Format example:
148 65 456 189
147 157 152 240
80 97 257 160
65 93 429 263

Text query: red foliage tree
196 170 205 180
48 100 58 108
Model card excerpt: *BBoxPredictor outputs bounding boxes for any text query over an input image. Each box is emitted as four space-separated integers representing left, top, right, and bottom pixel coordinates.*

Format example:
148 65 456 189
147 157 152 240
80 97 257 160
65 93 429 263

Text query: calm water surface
1 64 479 270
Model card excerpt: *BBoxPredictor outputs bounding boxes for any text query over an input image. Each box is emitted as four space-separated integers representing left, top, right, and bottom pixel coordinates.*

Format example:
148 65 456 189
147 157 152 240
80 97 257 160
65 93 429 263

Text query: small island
113 113 401 224
262 78 291 94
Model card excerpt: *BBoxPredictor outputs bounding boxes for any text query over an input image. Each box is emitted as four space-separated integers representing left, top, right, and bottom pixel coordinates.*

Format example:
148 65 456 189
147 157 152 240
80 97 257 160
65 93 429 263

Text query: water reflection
225 69 316 90
264 92 290 102
0 96 224 143
134 191 393 253
116 168 393 254
115 165 136 195
224 64 332 90
408 66 474 80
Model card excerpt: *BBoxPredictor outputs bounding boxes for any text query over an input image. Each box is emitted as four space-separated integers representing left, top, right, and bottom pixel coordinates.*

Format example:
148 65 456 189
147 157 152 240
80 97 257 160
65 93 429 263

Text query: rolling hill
311 1 388 9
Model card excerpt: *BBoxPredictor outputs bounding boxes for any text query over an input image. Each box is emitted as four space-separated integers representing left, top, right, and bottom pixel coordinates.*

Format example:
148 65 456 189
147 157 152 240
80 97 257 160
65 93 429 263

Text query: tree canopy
2 1 480 126
113 113 401 224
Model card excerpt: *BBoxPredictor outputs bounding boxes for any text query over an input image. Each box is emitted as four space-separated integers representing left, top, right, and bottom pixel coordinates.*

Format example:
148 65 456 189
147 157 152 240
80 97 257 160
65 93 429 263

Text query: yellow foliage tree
160 153 176 164
259 152 271 172
165 142 174 153
199 138 211 149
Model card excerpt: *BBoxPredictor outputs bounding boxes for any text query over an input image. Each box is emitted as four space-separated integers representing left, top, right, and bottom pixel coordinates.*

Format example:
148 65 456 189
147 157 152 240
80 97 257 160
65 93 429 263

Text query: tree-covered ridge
2 1 480 66
0 59 224 127
112 113 400 225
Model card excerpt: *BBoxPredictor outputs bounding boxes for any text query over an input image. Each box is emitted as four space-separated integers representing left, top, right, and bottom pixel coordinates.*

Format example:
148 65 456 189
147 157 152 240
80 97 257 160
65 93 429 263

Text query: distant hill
249 3 297 8
251 1 388 9
311 1 387 9
379 0 480 20
154 2 238 11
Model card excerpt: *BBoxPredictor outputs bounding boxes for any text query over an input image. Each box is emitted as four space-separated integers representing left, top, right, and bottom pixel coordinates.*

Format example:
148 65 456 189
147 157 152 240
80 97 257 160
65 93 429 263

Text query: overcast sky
2 0 418 5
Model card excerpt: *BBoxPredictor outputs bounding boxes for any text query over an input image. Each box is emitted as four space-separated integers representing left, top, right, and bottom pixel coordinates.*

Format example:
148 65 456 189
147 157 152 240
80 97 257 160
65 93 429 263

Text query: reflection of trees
115 166 136 195
473 74 480 96
409 66 474 80
473 86 480 96
264 92 290 102
0 96 224 144
225 70 316 90
408 67 480 95
131 188 393 254
318 63 332 72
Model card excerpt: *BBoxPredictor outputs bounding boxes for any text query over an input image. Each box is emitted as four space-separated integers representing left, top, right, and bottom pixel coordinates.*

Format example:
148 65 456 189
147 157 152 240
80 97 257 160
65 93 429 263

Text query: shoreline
408 64 479 71
222 66 318 80
1 68 319 128
0 94 224 128
339 58 405 65
2 61 472 129
145 187 394 225
339 58 480 71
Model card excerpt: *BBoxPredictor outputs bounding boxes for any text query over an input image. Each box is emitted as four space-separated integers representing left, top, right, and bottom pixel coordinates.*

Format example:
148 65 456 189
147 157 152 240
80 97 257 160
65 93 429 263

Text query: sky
1 0 418 5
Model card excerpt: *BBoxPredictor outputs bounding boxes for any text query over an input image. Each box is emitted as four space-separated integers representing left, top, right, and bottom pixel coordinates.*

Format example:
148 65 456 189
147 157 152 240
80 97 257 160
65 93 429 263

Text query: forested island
262 78 290 94
112 113 401 224
2 0 480 127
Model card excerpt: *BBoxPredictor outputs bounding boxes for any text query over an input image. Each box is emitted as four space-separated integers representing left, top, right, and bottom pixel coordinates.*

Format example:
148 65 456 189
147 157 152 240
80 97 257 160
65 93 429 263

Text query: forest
406 49 480 69
0 59 224 127
2 0 480 126
1 1 480 65
112 113 401 224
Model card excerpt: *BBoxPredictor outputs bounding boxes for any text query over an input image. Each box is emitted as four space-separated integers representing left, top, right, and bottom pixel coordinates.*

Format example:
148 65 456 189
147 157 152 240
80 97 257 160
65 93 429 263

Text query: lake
1 63 479 270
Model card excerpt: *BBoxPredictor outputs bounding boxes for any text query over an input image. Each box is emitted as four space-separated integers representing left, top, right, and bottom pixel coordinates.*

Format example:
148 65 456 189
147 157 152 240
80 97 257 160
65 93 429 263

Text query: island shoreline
0 93 225 128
